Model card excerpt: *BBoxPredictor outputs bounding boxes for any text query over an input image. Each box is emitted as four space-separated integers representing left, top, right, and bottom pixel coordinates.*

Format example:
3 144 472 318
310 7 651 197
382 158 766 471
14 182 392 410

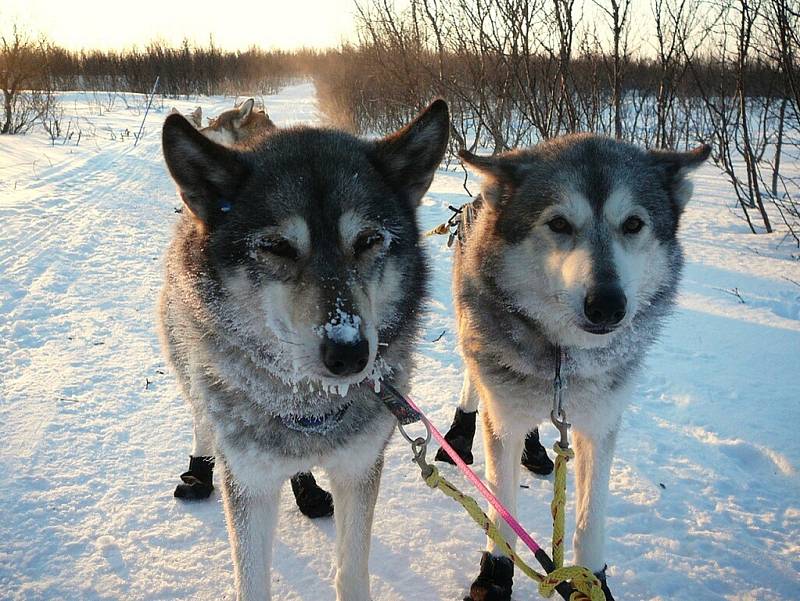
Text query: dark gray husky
169 97 333 520
453 135 710 601
159 100 449 600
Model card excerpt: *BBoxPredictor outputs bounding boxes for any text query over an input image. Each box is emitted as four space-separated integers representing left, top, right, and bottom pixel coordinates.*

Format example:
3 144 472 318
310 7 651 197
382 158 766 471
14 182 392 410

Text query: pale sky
2 1 684 56
1 0 362 50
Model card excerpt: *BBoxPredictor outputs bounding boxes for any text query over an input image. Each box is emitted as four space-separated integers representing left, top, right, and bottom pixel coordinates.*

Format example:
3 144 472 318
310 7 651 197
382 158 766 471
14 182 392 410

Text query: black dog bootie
290 472 334 518
435 408 477 465
594 565 616 600
174 455 215 500
465 551 514 601
521 428 554 476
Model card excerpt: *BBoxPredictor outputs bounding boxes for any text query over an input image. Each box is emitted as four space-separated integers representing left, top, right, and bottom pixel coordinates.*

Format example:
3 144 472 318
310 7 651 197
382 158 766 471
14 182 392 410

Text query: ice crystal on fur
319 305 362 344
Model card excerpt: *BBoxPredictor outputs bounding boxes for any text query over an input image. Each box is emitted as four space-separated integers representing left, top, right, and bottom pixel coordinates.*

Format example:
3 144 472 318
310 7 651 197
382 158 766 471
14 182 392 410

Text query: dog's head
163 100 449 389
200 98 277 146
169 106 203 128
461 135 710 349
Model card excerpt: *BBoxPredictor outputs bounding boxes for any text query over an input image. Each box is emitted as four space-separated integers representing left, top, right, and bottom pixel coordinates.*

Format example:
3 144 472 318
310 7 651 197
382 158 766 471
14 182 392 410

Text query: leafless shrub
592 0 632 139
763 0 800 244
46 40 319 98
40 93 63 144
1 25 57 135
683 0 782 235
320 0 720 150
312 0 795 244
651 0 699 149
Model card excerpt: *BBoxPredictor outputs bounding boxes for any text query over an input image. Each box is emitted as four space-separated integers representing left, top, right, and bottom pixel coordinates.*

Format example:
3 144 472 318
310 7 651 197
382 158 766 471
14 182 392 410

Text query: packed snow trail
1 83 798 600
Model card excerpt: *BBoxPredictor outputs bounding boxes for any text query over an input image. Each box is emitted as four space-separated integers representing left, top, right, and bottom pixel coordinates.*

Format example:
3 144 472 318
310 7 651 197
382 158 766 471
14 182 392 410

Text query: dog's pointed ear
648 144 711 210
459 150 503 175
238 98 255 122
459 150 523 208
162 113 247 224
191 106 203 128
371 99 450 206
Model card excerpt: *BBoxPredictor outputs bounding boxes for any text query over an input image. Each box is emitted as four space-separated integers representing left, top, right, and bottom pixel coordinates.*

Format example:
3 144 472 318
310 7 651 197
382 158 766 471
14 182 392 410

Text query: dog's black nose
584 284 627 327
321 338 370 377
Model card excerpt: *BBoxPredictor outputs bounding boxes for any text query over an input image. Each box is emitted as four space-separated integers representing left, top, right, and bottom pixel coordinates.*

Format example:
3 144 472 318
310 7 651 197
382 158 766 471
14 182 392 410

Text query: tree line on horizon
2 0 798 242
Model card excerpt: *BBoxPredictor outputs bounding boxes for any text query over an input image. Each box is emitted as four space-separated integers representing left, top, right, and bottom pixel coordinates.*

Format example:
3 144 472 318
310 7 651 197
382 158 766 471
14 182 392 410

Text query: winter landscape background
2 0 800 598
0 82 798 600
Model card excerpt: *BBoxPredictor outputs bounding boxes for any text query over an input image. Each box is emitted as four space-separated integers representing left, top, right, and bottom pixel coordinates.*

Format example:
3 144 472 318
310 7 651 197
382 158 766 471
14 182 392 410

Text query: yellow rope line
421 455 605 601
541 566 606 601
551 443 574 570
546 443 605 601
422 466 546 586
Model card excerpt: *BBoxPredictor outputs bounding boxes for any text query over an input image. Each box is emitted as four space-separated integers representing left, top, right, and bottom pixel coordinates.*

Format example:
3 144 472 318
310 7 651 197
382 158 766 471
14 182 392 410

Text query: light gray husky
454 135 710 601
159 100 449 600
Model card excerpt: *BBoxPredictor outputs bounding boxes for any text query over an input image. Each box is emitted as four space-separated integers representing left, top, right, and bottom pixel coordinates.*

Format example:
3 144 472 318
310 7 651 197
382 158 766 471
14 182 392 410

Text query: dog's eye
353 230 384 257
259 238 298 260
622 216 644 235
547 217 573 235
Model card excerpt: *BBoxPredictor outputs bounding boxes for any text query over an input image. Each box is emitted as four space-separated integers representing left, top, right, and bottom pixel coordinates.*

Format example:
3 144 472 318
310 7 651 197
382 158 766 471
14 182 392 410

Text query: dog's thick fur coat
456 135 710 599
159 101 449 600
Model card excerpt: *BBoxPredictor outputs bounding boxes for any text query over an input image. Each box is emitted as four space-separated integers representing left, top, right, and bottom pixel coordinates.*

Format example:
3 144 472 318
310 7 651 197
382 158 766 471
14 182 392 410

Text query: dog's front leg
483 411 525 556
466 411 525 601
190 412 216 457
327 455 383 601
458 370 480 413
220 462 281 601
572 421 620 574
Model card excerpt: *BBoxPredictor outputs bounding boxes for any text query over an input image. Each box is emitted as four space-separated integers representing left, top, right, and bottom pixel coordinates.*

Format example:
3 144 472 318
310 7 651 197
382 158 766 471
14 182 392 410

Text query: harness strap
422 464 547 584
375 382 423 425
425 196 483 246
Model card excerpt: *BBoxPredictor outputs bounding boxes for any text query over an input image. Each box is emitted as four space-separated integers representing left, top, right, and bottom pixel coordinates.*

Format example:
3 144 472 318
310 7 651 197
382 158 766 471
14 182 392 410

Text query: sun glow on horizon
1 0 360 51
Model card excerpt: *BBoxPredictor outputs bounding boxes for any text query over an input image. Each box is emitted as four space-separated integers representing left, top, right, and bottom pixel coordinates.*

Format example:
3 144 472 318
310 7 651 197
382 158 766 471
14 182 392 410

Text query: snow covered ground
1 82 798 601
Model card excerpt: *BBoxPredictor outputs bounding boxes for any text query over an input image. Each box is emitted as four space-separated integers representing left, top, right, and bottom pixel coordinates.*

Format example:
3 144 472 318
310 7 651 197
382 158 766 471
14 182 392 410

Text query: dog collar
281 402 352 435
372 380 422 425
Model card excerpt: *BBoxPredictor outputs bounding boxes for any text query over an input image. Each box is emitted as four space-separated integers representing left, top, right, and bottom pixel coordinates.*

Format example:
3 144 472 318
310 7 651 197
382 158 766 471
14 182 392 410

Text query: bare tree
0 25 52 134
734 0 772 230
593 0 631 139
652 0 697 148
683 0 778 234
764 0 800 243
552 0 580 132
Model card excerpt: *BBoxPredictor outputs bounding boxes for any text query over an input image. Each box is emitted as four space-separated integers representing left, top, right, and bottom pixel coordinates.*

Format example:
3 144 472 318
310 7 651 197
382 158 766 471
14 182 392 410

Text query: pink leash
396 388 543 554
376 381 577 600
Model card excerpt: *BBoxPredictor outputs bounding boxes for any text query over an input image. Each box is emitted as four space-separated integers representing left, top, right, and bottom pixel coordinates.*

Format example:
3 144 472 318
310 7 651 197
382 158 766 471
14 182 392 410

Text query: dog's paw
465 580 510 601
436 409 477 465
174 479 214 500
435 437 474 465
520 431 553 476
291 472 334 519
464 552 513 601
174 456 214 500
